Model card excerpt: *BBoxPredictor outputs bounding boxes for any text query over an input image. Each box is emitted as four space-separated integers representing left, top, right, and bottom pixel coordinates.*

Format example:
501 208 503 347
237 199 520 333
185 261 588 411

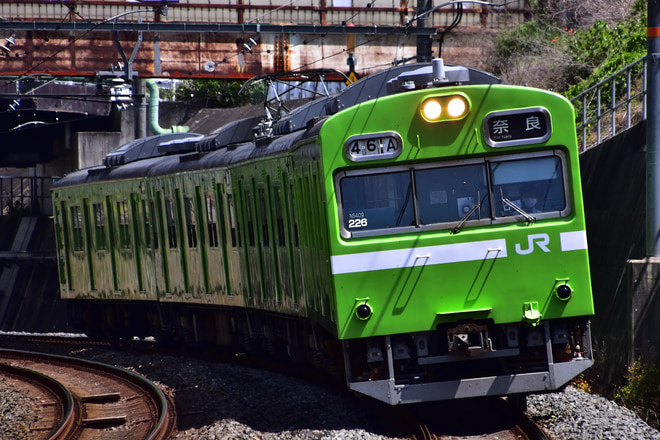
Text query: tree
488 0 644 95
174 79 265 108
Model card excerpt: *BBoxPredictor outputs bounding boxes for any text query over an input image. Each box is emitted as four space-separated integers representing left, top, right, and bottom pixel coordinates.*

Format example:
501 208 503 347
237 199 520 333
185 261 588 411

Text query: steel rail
0 348 174 440
0 362 77 440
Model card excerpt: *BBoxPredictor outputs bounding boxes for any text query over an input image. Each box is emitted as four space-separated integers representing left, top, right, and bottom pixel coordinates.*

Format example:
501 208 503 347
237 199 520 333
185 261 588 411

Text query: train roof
52 60 500 189
106 60 500 164
51 127 314 188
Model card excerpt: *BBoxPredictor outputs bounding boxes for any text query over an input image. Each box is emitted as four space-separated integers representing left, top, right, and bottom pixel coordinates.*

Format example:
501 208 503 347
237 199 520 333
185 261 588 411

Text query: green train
51 60 594 405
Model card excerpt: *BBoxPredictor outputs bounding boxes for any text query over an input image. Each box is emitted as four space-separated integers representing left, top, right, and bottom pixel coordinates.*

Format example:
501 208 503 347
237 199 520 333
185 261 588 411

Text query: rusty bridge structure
0 0 527 79
0 0 527 169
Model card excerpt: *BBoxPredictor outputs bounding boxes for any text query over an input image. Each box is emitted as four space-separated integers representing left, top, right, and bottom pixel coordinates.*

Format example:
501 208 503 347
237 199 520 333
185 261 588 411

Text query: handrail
570 56 647 152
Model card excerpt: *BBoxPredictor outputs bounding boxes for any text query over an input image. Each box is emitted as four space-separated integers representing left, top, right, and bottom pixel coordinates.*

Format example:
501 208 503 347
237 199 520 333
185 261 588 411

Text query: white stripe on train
330 230 588 275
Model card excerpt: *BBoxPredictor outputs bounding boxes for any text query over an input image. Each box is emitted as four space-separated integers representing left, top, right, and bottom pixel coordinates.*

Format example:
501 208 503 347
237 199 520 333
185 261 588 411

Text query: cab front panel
318 83 594 403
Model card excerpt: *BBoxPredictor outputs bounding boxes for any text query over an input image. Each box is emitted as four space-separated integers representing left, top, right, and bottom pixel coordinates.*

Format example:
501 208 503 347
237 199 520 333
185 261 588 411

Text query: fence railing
0 176 54 217
571 56 647 153
0 0 528 29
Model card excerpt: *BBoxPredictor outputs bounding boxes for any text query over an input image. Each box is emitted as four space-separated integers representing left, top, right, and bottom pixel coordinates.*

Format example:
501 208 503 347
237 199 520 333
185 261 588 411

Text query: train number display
344 132 403 162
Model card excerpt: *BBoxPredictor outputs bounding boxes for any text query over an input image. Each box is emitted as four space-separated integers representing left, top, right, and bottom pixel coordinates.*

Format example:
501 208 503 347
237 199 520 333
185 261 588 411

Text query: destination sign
345 132 403 162
483 107 551 148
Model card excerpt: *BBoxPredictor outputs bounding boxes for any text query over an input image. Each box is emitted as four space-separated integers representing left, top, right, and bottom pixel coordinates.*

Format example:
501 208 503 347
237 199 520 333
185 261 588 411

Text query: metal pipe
647 0 660 256
145 78 188 135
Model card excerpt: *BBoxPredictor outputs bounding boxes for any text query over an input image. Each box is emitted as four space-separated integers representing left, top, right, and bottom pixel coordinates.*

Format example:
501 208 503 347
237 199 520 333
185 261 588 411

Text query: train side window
185 196 198 248
150 201 159 249
273 185 286 247
92 203 106 250
70 205 84 251
142 200 152 248
246 190 256 247
166 198 177 248
117 200 130 249
206 195 219 247
259 187 270 247
228 194 239 247
290 183 300 247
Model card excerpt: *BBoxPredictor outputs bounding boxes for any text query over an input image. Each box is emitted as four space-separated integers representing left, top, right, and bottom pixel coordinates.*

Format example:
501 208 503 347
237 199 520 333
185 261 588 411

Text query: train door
89 199 114 297
81 199 96 293
147 194 166 299
239 178 264 304
221 174 247 298
296 170 321 313
271 177 295 307
182 186 204 299
155 188 187 297
57 200 89 298
131 190 157 301
200 183 229 299
108 196 141 298
287 177 303 306
53 201 71 297
257 179 279 305
310 166 333 319
174 187 192 297
193 185 213 297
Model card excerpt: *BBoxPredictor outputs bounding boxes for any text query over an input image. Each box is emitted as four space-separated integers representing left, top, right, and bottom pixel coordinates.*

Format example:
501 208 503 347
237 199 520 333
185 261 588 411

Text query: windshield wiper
501 197 536 223
451 202 481 234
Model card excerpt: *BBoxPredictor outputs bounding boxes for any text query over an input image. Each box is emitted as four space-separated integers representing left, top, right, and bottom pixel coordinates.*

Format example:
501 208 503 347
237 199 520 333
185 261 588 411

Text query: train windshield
336 152 568 238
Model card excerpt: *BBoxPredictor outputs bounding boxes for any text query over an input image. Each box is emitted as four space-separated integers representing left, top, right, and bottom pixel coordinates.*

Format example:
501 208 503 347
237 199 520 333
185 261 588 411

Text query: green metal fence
571 56 647 152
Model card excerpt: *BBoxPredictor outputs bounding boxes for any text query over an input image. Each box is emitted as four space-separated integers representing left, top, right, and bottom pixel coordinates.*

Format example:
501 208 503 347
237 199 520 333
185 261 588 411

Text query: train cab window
117 201 130 249
339 170 414 232
415 164 490 225
185 196 198 248
206 195 219 247
92 203 106 250
70 205 84 251
337 151 569 238
490 155 567 218
166 199 177 248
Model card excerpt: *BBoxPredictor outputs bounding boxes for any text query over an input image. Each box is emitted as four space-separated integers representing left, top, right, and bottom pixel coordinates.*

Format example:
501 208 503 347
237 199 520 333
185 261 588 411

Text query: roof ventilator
386 58 470 94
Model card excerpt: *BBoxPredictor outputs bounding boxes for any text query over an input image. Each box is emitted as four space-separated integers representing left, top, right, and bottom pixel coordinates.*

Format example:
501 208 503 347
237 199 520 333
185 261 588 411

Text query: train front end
320 62 594 404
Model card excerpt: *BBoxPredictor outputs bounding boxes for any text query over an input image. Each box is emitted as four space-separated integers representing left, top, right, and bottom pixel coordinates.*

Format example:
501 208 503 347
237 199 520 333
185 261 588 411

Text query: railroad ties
0 349 175 440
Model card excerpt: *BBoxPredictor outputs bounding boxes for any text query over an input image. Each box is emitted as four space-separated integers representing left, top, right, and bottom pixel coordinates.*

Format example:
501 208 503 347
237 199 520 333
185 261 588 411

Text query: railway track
0 348 175 440
401 396 551 440
0 333 551 440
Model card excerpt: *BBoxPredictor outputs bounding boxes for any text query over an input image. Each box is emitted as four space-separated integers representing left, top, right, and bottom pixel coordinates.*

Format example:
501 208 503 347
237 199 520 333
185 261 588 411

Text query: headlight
422 99 442 120
420 95 469 122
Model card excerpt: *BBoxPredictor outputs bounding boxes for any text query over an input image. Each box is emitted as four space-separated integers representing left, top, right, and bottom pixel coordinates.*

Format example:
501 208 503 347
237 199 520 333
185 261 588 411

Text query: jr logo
515 233 550 255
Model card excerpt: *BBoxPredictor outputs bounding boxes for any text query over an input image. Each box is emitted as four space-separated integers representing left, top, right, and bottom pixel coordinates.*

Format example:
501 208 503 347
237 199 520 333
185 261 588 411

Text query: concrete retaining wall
580 121 654 381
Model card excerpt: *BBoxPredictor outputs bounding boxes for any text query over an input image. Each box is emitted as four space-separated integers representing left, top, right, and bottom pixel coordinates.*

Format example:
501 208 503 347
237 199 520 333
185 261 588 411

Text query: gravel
0 377 39 440
1 339 659 439
527 387 660 440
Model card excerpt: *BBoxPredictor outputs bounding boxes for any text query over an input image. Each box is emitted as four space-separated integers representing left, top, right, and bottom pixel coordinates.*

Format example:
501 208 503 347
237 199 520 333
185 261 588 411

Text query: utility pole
416 0 433 62
648 0 660 256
